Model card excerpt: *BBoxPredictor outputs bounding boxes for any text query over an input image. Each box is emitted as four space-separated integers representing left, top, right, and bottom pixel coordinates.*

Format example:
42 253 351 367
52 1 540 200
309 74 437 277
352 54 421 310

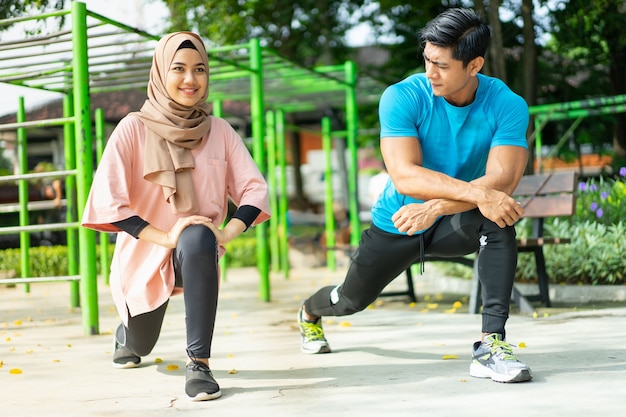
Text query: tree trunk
473 0 492 76
521 0 537 173
609 46 626 158
487 0 507 83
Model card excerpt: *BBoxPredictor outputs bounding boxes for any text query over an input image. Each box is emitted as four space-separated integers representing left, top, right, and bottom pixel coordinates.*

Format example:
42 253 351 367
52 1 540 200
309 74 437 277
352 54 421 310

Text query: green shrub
437 169 626 285
574 171 626 225
224 235 258 267
516 219 626 285
0 244 115 278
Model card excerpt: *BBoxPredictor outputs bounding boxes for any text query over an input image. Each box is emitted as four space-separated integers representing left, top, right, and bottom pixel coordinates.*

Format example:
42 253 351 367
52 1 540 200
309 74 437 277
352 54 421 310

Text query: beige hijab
133 32 211 214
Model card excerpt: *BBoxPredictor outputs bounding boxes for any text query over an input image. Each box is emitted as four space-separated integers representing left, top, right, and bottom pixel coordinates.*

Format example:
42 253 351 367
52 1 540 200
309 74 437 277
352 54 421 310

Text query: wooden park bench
381 171 578 314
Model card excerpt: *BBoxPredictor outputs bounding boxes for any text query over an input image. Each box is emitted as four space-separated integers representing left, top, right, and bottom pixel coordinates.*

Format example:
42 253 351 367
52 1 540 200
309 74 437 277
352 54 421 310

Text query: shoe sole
188 390 222 401
112 360 140 369
301 345 332 354
469 363 533 383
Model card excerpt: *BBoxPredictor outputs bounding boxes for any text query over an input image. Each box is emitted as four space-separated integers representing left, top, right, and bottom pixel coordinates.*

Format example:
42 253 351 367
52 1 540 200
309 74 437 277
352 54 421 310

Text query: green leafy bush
224 235 258 267
516 219 625 285
573 169 626 225
0 244 116 279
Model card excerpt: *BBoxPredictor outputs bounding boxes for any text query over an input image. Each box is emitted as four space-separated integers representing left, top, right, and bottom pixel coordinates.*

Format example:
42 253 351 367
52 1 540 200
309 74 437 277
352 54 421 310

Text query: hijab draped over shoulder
133 32 211 214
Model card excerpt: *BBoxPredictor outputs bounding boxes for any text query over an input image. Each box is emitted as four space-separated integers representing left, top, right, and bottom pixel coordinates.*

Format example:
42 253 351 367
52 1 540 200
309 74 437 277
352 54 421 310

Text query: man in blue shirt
298 8 532 383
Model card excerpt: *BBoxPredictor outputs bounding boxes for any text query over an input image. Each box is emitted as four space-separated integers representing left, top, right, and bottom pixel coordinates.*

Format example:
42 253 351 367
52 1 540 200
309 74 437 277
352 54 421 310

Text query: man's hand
392 203 440 235
477 188 524 228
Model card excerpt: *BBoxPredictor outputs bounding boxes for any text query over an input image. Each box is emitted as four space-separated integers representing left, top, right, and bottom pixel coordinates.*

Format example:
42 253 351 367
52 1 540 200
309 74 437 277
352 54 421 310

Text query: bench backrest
513 171 578 218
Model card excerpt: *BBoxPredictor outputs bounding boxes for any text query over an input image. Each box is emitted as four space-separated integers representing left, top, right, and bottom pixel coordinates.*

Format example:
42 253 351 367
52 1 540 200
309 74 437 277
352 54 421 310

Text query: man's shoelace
489 339 518 361
300 321 325 340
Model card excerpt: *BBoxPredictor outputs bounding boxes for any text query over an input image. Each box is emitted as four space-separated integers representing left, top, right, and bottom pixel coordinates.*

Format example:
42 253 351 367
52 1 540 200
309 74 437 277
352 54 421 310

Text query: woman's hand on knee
164 216 213 248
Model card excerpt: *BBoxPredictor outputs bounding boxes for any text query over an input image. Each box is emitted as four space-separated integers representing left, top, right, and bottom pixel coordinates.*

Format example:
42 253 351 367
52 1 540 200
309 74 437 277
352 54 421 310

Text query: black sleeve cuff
231 205 262 230
111 215 149 239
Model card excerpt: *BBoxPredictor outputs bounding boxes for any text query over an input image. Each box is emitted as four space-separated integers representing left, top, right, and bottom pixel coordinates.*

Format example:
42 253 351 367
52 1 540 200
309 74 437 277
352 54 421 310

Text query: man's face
422 42 482 106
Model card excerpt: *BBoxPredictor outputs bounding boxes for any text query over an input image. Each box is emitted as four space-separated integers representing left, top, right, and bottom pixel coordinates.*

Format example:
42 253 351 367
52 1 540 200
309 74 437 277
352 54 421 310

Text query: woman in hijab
82 32 270 401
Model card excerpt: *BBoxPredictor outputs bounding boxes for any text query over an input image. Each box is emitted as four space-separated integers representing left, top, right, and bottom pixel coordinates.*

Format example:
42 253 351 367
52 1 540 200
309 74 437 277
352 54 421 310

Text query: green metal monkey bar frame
0 2 384 335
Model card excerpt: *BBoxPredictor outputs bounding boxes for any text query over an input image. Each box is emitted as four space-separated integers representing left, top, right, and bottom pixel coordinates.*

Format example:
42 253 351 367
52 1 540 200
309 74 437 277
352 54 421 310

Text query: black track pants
115 225 220 359
304 209 517 335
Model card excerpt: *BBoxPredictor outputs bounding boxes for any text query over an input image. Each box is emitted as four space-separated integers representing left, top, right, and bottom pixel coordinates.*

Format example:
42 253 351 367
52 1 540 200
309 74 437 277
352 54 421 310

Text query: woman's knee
178 224 217 254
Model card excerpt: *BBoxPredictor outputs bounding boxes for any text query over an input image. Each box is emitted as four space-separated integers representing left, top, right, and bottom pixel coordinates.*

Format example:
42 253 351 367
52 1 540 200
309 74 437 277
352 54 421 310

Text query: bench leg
405 266 417 303
511 285 535 313
534 248 552 307
468 259 481 314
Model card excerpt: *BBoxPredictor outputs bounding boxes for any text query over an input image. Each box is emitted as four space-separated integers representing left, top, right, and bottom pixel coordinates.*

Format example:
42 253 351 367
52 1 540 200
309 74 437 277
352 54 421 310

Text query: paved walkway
1 266 625 417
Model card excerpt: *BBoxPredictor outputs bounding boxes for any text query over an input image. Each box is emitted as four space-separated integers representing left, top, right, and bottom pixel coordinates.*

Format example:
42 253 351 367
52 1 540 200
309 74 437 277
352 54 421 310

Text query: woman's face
165 48 208 107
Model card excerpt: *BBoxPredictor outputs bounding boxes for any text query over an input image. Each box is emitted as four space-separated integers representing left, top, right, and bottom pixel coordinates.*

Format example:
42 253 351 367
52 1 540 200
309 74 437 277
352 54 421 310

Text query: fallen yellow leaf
442 354 459 360
165 364 179 371
9 368 22 374
155 358 163 363
228 369 238 374
338 321 351 327
13 320 22 326
452 301 463 309
427 303 439 309
518 342 527 348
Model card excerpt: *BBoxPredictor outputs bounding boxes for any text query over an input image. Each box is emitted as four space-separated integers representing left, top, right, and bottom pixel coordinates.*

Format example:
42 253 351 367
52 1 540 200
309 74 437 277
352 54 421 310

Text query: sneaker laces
488 338 519 361
300 320 325 341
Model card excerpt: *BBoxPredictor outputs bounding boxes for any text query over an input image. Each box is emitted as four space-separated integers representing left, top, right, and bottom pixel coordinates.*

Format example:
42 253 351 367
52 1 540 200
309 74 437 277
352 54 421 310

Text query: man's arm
381 137 527 233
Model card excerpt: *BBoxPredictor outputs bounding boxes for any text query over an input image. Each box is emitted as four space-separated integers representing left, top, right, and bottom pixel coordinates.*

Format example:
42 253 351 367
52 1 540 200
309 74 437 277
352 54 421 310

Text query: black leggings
115 225 219 359
304 209 517 336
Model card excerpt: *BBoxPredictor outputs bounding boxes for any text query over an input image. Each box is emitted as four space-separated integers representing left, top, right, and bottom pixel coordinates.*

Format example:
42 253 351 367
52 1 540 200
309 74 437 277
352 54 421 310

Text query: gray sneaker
112 339 141 369
185 359 222 401
298 308 331 354
470 333 532 383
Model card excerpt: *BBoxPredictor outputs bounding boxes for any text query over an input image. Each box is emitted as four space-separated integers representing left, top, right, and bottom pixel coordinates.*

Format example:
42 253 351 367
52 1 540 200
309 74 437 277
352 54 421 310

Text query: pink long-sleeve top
82 115 270 324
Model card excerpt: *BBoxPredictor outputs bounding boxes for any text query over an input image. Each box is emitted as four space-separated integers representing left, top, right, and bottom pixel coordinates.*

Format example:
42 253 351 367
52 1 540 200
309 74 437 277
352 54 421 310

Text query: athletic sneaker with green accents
470 333 533 383
297 308 331 354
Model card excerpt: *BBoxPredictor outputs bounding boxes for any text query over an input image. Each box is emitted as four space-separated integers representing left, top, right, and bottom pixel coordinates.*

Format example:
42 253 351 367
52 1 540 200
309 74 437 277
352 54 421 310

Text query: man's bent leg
304 224 421 318
424 209 517 336
425 210 531 383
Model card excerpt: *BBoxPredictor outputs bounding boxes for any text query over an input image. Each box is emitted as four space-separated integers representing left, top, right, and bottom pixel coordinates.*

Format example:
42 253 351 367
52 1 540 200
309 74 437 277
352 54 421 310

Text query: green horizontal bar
0 169 76 182
0 276 81 285
0 117 75 132
0 222 80 235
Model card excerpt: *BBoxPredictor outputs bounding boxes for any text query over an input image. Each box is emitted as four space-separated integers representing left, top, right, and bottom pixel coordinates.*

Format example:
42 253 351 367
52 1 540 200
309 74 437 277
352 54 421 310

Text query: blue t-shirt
372 72 529 234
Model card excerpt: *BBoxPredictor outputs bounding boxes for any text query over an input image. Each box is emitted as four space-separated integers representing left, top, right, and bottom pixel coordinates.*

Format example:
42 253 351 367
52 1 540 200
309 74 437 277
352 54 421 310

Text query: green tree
0 0 66 30
549 0 626 158
161 0 369 67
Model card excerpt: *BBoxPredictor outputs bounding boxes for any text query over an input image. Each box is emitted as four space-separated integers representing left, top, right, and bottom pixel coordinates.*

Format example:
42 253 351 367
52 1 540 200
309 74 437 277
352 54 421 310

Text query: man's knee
331 285 375 315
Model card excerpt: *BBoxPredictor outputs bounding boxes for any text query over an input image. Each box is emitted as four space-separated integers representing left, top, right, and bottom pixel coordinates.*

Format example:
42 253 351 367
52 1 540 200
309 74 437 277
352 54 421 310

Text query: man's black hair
419 8 490 67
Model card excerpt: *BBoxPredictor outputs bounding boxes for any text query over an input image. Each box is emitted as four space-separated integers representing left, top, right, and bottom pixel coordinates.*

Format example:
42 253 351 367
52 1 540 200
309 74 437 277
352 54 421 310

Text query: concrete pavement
1 266 625 417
